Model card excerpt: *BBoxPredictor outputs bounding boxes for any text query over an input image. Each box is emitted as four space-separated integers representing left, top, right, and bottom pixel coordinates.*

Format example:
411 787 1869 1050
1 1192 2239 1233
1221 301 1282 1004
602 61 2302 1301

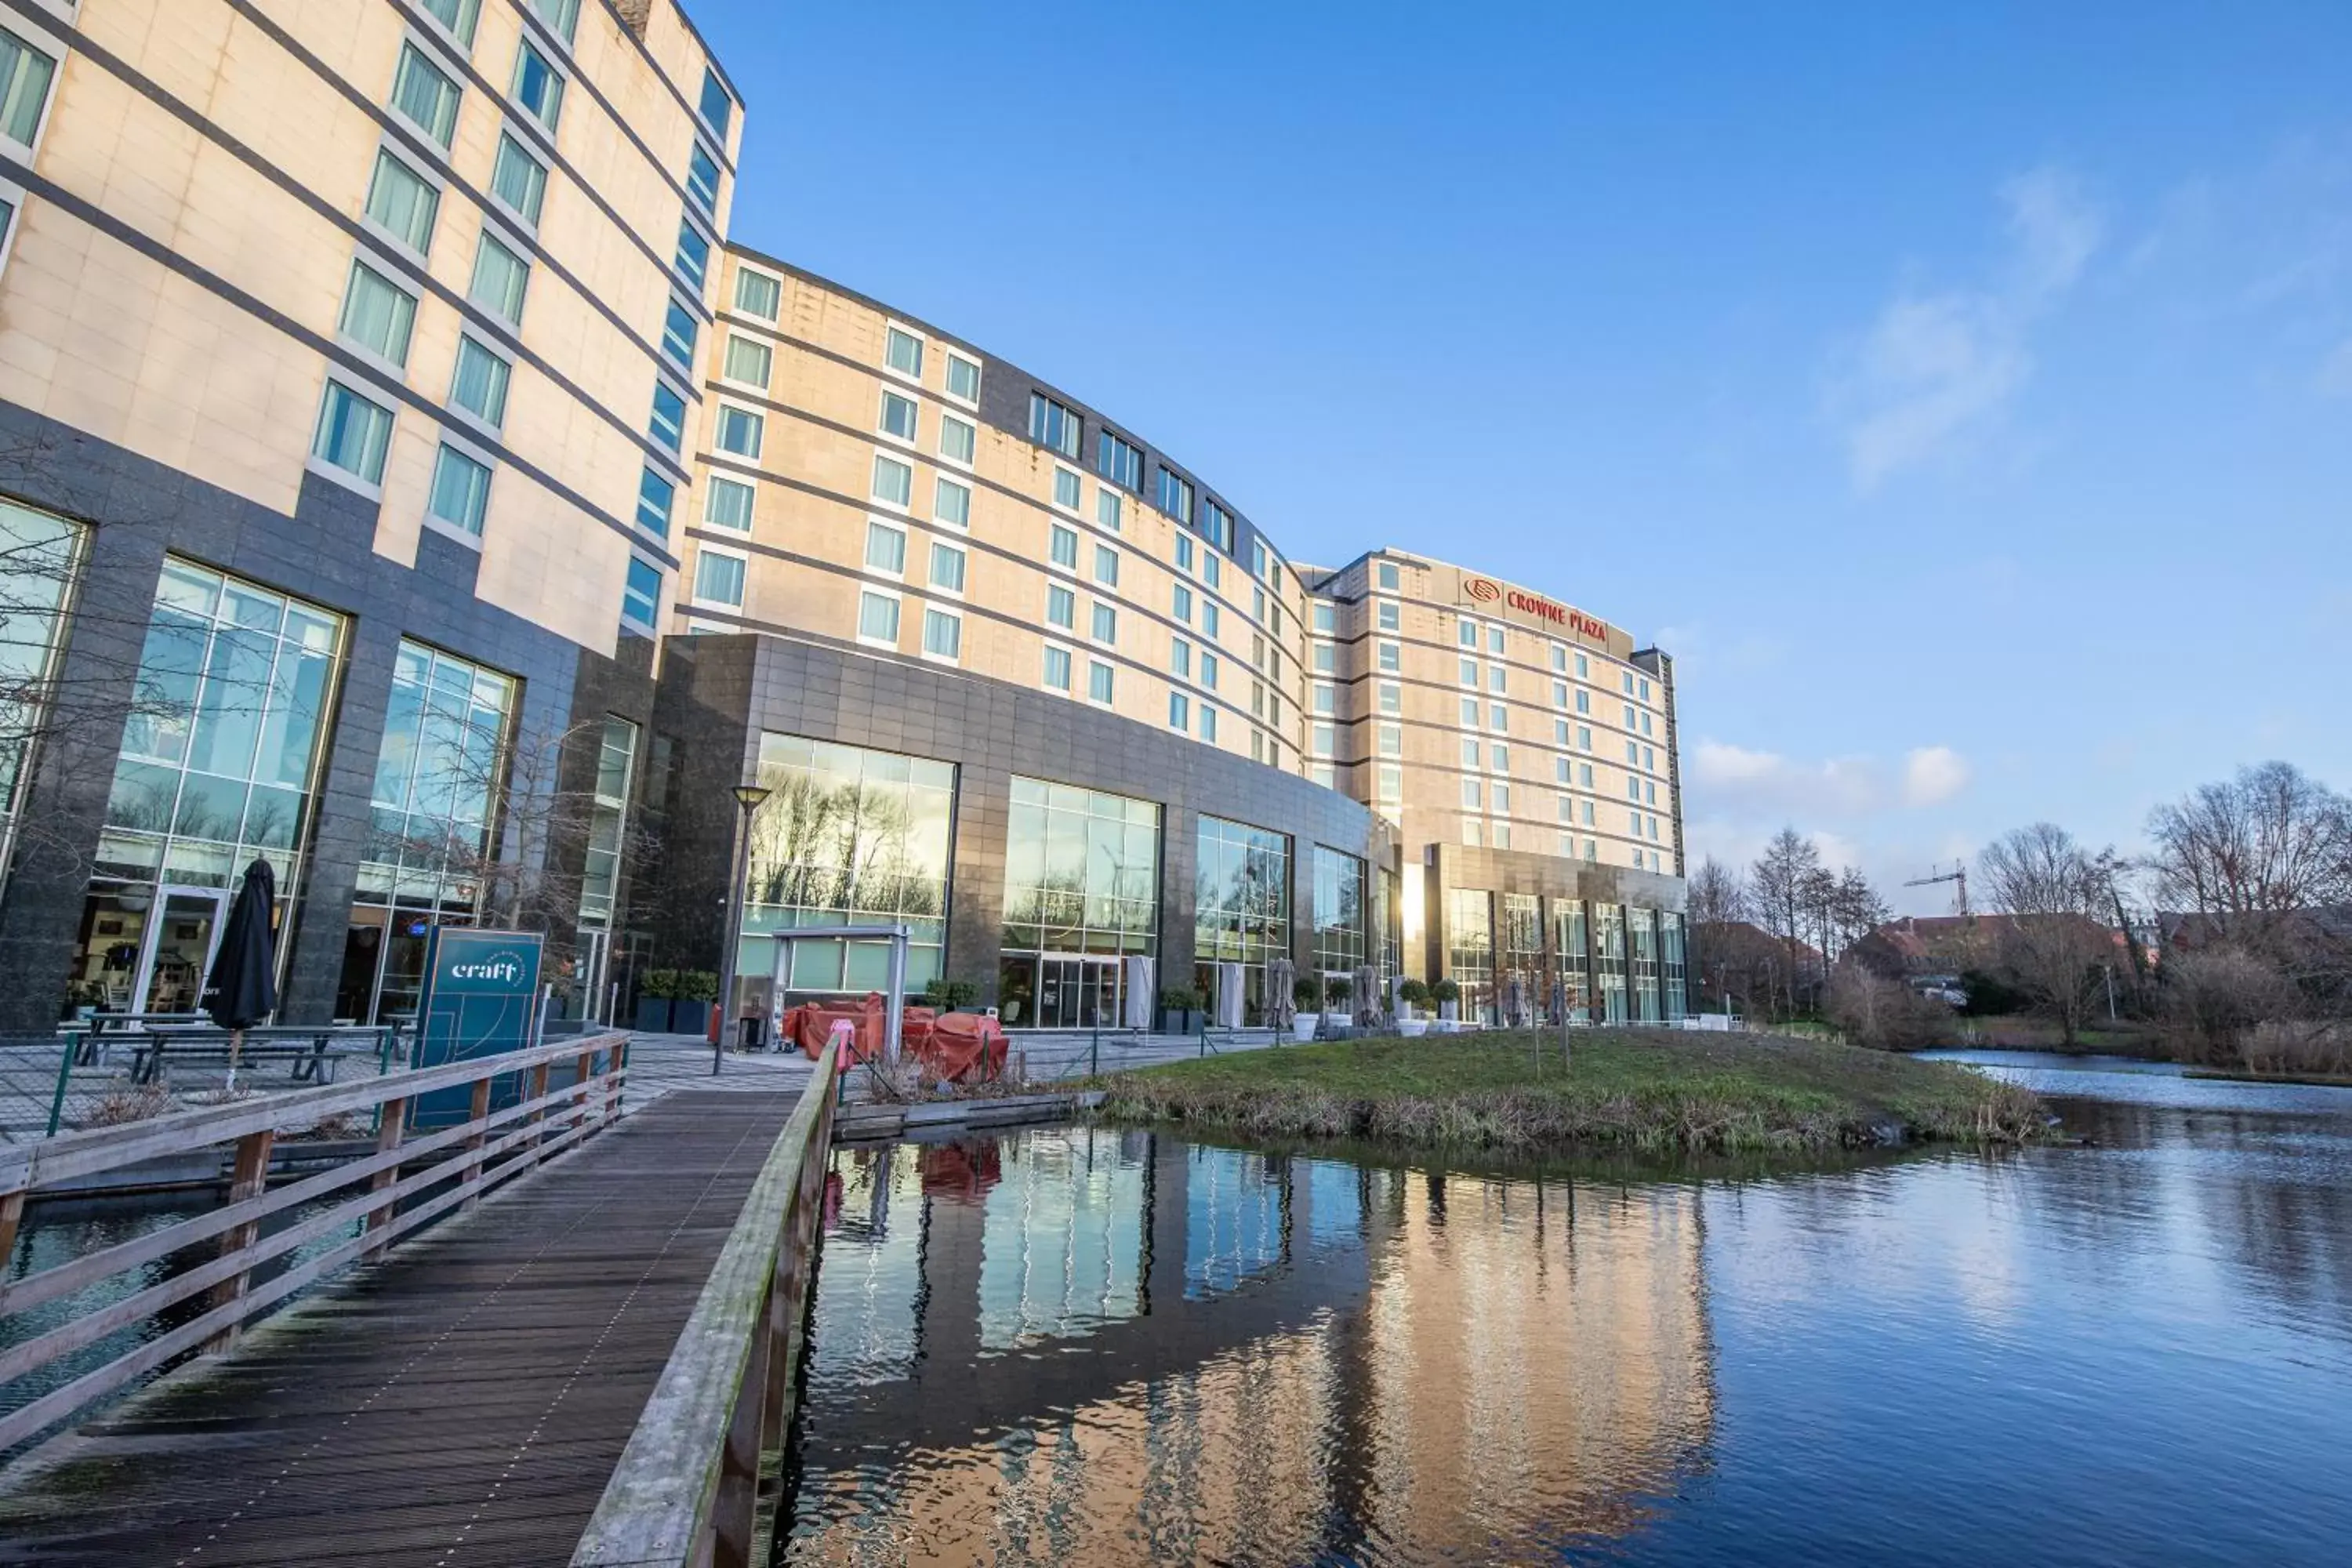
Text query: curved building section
681 249 1312 776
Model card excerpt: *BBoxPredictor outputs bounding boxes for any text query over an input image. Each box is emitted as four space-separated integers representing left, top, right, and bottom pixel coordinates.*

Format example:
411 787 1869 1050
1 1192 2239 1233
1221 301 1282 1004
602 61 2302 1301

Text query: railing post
365 1095 408 1244
711 1314 770 1568
200 1128 276 1354
459 1074 493 1213
572 1051 593 1134
524 1063 550 1152
45 1041 75 1137
601 1039 626 1124
0 1187 24 1268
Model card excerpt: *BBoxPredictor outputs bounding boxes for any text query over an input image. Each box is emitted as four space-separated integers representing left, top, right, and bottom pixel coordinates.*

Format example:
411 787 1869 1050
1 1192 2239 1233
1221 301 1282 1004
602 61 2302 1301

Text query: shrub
924 977 979 1011
1294 976 1324 1008
1398 978 1430 1007
1826 967 1957 1051
641 968 680 1000
1326 975 1353 1004
2162 947 2303 1063
674 970 720 1004
1158 985 1201 1012
1430 978 1461 1004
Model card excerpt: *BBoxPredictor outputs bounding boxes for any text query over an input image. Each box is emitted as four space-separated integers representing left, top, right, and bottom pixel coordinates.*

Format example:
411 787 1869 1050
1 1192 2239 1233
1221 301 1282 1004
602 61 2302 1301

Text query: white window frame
421 430 496 550
862 516 907 581
869 448 914 513
359 140 445 265
702 472 756 533
1088 599 1117 649
306 372 395 499
931 473 972 532
1041 639 1076 696
927 538 967 599
1044 580 1076 633
855 584 903 650
919 602 963 666
876 386 920 451
881 320 925 386
942 349 983 408
1085 659 1116 709
1051 464 1084 516
1046 521 1080 578
713 399 766 462
689 539 750 610
720 332 772 392
733 263 784 321
936 410 976 470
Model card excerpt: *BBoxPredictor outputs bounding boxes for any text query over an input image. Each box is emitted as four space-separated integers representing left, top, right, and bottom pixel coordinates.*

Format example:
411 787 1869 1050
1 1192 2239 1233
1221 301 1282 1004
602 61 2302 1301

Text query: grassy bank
1097 1029 2048 1156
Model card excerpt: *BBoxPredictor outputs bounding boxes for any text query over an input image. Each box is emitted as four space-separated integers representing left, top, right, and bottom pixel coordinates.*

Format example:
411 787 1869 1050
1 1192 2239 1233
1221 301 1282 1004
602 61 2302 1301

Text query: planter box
1439 1000 1459 1022
671 1000 713 1037
1399 1017 1430 1036
1156 1009 1196 1036
633 998 673 1033
1291 1015 1318 1042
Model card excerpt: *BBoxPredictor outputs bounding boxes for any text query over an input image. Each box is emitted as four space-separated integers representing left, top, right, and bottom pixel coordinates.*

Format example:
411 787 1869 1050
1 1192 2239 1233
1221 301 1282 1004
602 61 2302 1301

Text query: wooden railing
572 1042 840 1568
0 1033 630 1454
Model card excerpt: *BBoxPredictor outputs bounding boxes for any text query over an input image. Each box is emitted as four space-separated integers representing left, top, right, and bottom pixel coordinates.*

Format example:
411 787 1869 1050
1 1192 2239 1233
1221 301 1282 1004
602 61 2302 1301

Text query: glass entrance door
1032 956 1121 1029
136 887 230 1015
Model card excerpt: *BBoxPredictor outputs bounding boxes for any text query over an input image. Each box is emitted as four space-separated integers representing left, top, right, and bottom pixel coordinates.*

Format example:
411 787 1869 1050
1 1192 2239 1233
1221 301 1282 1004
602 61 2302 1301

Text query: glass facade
742 735 955 1001
1446 887 1494 1023
0 503 81 897
338 640 515 1022
998 777 1159 1029
1310 844 1367 978
1556 899 1592 1023
1193 815 1291 1026
71 560 345 1018
1661 910 1687 1022
1594 902 1628 1024
572 717 637 1022
1500 892 1542 1022
1630 907 1661 1022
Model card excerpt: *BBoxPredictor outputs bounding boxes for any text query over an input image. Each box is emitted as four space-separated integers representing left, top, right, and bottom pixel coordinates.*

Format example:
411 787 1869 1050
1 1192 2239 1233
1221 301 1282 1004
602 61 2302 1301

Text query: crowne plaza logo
1462 577 1610 641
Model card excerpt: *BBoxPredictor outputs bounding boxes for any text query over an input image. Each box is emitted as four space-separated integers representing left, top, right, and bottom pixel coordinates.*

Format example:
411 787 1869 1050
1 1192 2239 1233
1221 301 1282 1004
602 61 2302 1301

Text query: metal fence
0 1022 408 1142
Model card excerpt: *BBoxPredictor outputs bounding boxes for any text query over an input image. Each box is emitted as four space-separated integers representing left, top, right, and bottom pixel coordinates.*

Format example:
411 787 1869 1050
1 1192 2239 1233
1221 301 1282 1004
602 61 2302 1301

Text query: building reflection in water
784 1127 1717 1565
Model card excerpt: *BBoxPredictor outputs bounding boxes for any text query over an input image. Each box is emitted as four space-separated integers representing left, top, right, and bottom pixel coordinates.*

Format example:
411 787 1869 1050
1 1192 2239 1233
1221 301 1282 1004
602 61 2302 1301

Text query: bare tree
1977 822 2118 1045
1751 827 1822 1017
2147 761 2352 967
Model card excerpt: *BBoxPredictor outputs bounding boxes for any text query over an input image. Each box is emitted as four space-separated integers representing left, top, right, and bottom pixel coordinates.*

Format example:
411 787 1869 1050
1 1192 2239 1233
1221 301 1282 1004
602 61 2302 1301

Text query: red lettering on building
1464 576 1610 643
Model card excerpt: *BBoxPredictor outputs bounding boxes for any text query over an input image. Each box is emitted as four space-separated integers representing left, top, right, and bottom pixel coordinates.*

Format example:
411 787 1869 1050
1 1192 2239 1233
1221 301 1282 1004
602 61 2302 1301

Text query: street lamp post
712 781 772 1076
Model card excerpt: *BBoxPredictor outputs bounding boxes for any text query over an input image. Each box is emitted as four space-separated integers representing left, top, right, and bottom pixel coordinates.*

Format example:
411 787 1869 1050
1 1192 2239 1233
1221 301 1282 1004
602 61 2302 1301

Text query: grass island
1096 1029 2048 1156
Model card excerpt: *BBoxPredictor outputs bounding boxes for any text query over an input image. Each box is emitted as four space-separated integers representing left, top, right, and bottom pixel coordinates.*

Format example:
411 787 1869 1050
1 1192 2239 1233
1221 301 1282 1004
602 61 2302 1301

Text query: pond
779 1056 2352 1565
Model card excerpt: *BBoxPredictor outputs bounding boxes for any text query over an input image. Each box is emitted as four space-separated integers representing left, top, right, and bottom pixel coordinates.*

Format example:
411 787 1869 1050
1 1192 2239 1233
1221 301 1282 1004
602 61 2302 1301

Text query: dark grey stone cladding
646 631 1396 1006
1421 843 1687 982
0 401 655 1033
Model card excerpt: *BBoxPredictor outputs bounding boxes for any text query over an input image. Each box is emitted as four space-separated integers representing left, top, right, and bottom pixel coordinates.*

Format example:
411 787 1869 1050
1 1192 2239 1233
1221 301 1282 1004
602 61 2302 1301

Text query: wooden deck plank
0 1091 800 1568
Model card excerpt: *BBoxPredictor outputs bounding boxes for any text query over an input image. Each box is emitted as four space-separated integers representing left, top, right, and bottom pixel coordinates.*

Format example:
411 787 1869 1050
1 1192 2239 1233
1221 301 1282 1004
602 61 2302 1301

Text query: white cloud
1901 745 1971 807
1831 166 2103 492
1690 741 1882 815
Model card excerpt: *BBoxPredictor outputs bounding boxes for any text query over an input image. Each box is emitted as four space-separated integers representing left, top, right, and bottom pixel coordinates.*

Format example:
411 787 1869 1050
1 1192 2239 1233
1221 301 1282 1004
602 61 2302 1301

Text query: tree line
1688 760 2352 1069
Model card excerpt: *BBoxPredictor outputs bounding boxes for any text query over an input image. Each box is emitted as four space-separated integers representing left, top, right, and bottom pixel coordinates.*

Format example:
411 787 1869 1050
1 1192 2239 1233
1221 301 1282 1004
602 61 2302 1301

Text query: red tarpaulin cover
777 993 1007 1083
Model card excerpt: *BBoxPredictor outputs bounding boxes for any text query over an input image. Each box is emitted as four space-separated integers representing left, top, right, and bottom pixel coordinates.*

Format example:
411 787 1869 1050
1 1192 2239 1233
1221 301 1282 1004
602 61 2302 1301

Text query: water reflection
787 1127 1716 1563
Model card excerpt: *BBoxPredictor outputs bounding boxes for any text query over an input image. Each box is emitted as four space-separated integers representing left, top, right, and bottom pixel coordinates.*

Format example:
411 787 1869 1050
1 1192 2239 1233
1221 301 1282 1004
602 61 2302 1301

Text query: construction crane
1904 862 1970 919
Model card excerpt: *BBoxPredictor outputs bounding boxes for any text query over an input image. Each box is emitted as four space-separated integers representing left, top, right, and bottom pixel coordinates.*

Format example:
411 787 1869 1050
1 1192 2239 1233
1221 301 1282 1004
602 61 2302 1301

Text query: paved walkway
0 1091 799 1567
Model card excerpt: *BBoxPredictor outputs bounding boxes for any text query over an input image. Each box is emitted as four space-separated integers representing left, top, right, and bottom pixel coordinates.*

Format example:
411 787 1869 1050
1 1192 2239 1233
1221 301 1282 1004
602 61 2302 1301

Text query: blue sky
688 1 2352 912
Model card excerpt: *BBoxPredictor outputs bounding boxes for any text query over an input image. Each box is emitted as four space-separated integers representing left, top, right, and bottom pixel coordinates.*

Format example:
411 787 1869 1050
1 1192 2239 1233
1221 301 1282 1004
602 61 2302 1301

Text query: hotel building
0 0 1682 1036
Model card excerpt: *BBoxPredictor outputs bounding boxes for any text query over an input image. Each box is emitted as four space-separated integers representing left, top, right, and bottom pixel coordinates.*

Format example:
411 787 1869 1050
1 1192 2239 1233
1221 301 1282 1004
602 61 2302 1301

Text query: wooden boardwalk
0 1090 801 1566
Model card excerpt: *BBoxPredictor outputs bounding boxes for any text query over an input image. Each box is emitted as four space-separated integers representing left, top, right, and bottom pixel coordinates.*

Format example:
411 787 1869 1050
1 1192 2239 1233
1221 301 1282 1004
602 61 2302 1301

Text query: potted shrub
1432 978 1462 1027
1290 976 1323 1042
670 970 719 1037
1397 978 1431 1036
1325 975 1353 1017
635 968 680 1033
924 977 979 1013
1157 984 1201 1036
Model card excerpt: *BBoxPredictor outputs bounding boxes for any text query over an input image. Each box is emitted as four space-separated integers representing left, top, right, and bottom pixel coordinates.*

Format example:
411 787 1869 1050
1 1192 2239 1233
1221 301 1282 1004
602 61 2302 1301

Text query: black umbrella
203 858 278 1089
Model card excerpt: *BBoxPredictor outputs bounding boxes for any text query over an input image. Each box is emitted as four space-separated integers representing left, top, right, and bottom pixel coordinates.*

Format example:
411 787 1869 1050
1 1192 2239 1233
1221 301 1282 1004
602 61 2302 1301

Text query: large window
1028 393 1081 459
390 44 459 147
1446 888 1494 1025
999 777 1160 1029
1193 816 1291 1027
356 641 514 947
1629 907 1661 1022
0 504 79 872
364 149 439 252
1556 899 1592 1023
1501 893 1542 1019
1594 902 1628 1023
1311 845 1367 978
746 735 955 997
1156 467 1192 525
1661 911 1687 1022
511 40 564 132
1097 429 1142 490
576 717 637 927
74 561 346 1016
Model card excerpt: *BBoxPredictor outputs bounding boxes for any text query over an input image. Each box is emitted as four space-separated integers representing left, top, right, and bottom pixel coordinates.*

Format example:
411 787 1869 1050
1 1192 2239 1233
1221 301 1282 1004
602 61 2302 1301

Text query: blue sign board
412 927 543 1127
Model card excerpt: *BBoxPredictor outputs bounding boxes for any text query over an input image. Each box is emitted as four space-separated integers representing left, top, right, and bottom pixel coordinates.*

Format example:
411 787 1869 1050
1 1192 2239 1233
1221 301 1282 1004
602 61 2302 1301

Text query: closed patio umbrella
203 858 278 1091
1267 956 1295 1031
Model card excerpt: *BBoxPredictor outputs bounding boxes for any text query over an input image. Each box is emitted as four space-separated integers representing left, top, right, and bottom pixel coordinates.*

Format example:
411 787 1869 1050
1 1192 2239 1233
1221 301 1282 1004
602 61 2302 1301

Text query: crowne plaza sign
1462 575 1609 642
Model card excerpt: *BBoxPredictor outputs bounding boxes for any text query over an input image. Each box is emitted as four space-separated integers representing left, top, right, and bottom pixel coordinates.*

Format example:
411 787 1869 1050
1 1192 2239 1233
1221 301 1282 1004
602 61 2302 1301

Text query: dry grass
1097 1028 2048 1156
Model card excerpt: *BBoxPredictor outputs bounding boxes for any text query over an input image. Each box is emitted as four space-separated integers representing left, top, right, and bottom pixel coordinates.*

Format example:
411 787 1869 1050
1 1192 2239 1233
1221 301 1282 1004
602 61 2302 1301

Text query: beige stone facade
0 0 735 656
